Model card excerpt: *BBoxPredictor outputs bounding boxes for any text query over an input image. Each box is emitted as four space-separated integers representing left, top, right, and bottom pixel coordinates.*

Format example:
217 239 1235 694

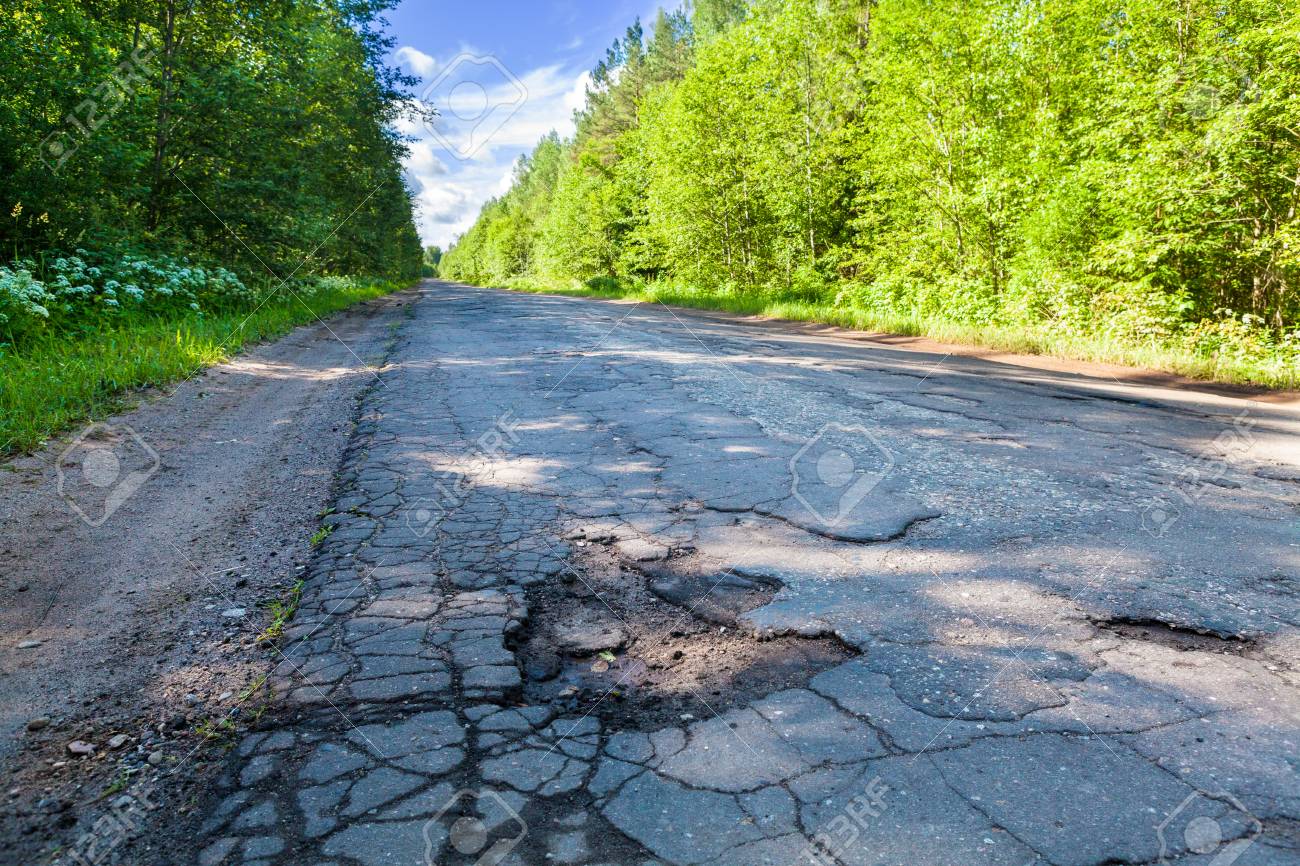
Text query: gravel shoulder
0 287 416 859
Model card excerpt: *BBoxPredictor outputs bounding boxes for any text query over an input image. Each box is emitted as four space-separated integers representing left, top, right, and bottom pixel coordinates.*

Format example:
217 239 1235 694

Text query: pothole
514 548 857 730
1093 616 1256 654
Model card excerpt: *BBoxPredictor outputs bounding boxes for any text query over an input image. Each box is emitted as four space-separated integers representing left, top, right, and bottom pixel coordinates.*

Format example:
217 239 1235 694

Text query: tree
1 0 423 281
444 0 1300 365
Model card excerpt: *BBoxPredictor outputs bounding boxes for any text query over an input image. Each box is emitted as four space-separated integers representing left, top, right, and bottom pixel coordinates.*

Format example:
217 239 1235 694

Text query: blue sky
386 0 677 249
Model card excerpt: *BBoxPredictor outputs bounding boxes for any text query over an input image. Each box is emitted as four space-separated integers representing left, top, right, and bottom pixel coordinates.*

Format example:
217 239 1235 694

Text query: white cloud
495 167 517 196
398 49 591 249
405 140 449 178
393 45 437 77
565 71 592 117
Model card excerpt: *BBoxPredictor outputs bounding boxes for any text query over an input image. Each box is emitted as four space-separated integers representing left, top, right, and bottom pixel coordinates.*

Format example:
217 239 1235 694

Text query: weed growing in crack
192 716 238 746
192 674 272 747
99 771 130 799
257 581 303 645
238 674 270 709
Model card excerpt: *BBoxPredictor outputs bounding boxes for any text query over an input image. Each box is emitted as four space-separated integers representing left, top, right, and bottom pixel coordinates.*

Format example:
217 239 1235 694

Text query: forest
441 0 1300 387
0 0 423 452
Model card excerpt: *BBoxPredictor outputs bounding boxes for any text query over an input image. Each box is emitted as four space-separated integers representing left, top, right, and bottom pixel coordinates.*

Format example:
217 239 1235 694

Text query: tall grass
495 278 1299 391
1 280 403 455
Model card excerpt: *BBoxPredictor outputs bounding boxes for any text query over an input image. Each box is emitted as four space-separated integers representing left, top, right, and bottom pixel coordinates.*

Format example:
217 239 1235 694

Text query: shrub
4 251 257 332
584 275 623 294
307 275 360 296
0 266 54 341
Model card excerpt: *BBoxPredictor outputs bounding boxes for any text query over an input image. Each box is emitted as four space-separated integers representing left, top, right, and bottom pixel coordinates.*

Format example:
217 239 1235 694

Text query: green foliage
0 249 393 347
445 0 1300 385
0 0 422 452
258 580 304 644
0 265 55 340
691 0 749 43
442 12 694 286
1 0 423 281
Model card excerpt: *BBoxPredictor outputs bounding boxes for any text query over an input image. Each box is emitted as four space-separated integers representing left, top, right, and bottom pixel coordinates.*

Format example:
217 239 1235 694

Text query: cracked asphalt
191 281 1299 866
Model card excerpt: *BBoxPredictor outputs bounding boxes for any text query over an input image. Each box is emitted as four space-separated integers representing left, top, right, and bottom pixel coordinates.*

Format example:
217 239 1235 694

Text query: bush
0 265 54 341
1 250 257 340
584 275 624 294
305 275 360 296
105 253 253 314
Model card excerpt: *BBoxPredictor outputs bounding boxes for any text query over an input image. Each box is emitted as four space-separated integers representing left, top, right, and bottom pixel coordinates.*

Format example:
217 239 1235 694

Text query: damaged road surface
18 281 1300 866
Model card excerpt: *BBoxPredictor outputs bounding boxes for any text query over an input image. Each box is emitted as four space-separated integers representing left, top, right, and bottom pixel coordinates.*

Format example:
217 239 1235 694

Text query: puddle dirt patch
1093 615 1258 655
514 548 857 730
641 564 785 627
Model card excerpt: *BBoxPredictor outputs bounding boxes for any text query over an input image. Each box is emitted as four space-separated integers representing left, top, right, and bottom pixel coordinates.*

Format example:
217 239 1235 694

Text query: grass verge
493 278 1299 391
0 279 406 456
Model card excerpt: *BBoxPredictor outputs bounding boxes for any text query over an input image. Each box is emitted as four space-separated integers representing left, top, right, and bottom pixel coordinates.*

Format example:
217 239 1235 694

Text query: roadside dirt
0 288 415 862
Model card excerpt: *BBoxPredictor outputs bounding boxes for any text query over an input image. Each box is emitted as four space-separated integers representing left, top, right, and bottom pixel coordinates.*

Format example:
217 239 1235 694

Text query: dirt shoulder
0 287 416 862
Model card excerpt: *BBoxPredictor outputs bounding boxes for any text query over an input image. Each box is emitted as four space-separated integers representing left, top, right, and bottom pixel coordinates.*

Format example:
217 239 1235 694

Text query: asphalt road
172 281 1299 865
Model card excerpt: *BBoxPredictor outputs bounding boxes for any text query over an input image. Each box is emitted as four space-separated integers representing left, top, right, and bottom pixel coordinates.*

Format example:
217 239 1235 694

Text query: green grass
0 280 406 456
492 278 1299 391
257 579 304 645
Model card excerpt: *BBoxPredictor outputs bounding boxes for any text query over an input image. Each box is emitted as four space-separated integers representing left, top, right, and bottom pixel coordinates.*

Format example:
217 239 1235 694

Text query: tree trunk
147 0 178 231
